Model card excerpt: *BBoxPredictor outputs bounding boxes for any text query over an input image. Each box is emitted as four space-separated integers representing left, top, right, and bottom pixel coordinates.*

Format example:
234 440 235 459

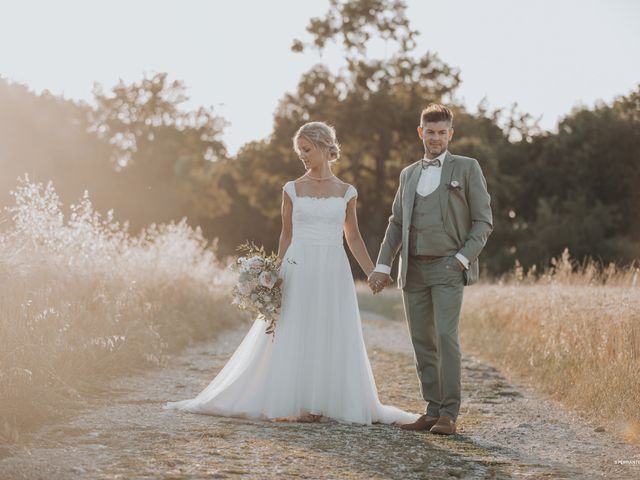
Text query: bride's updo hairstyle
292 121 341 163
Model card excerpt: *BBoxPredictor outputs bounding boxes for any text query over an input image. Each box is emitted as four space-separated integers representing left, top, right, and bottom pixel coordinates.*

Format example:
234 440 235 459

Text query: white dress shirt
374 151 470 275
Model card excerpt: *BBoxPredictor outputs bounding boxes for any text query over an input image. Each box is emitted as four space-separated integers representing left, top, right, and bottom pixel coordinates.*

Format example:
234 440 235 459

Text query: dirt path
1 312 639 479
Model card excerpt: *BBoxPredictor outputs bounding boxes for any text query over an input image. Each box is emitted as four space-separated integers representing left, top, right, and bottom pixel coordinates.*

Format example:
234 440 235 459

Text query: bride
163 121 418 425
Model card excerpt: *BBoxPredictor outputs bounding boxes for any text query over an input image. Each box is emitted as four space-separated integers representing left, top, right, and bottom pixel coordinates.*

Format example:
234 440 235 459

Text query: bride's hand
368 272 392 294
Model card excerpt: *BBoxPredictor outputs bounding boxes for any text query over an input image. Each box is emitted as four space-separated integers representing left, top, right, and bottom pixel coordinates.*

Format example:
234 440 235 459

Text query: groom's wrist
454 253 470 270
373 264 392 275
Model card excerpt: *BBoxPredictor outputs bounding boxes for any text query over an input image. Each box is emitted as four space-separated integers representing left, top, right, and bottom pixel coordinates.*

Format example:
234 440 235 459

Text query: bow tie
421 158 441 169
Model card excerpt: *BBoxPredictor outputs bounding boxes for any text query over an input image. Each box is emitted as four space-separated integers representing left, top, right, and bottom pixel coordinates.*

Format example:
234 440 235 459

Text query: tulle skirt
163 240 419 425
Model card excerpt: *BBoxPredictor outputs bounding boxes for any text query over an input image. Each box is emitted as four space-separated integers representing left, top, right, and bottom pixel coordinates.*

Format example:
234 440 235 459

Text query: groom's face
418 121 454 158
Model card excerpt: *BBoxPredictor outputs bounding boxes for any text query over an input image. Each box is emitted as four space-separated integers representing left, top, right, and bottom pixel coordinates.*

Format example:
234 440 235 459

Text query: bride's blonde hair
292 121 341 163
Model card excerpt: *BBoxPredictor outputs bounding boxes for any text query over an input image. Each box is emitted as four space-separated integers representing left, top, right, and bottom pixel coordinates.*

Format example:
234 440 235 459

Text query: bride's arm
344 197 375 277
277 190 293 259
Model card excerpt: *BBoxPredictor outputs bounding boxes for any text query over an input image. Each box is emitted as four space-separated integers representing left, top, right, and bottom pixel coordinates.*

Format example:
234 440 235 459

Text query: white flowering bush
0 175 236 441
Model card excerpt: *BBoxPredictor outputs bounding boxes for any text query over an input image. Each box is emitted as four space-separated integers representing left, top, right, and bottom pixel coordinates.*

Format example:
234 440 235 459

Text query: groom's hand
368 272 393 294
454 258 466 272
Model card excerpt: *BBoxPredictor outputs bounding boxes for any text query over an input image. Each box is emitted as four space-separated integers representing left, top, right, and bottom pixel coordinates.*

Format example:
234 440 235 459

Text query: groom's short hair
420 104 453 127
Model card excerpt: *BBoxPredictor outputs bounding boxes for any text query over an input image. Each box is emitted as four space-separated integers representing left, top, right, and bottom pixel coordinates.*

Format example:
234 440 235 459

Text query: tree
88 73 231 231
505 86 640 268
0 77 114 223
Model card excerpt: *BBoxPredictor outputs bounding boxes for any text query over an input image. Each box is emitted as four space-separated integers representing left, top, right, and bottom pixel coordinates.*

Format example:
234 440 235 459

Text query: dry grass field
462 252 640 444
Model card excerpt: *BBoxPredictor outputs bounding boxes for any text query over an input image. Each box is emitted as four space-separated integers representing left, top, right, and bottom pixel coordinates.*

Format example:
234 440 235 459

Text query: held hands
367 271 393 294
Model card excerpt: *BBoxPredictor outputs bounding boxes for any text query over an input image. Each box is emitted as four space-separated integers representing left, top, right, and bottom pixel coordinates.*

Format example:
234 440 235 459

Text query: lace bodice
283 181 358 246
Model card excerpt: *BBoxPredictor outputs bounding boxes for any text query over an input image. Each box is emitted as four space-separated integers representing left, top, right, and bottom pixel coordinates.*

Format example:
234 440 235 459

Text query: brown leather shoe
429 415 456 435
400 414 439 431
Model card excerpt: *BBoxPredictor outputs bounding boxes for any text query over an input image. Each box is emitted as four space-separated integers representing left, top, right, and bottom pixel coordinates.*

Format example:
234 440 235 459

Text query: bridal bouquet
230 242 283 335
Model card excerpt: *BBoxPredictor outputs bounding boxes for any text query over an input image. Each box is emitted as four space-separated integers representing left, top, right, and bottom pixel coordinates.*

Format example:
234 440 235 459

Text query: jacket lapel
403 161 422 224
439 152 455 223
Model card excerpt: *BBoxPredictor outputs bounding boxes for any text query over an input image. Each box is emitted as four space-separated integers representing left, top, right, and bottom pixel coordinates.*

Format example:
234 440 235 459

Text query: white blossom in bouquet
259 271 278 289
237 282 253 295
247 255 264 271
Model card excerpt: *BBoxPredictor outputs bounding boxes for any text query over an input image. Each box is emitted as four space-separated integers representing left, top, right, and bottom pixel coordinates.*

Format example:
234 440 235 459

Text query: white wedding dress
163 181 419 425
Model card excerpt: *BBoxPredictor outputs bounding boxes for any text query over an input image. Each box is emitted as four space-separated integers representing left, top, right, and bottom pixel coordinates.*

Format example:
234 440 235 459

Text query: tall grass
462 250 640 443
0 176 240 442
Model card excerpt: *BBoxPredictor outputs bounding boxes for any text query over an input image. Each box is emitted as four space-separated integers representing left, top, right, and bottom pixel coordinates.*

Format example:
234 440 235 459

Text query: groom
368 104 493 435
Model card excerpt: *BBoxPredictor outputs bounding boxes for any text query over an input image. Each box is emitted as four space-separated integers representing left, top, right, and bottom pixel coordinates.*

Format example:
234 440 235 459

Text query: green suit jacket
376 152 493 288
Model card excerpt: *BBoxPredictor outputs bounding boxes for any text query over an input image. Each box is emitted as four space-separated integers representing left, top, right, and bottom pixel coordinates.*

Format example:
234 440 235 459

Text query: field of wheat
0 177 240 441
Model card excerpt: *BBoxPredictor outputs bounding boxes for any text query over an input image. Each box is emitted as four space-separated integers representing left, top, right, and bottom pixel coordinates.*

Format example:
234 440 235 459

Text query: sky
1 0 639 155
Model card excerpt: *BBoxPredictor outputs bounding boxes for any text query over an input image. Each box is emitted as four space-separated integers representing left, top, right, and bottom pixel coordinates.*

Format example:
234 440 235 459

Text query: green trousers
401 255 464 421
